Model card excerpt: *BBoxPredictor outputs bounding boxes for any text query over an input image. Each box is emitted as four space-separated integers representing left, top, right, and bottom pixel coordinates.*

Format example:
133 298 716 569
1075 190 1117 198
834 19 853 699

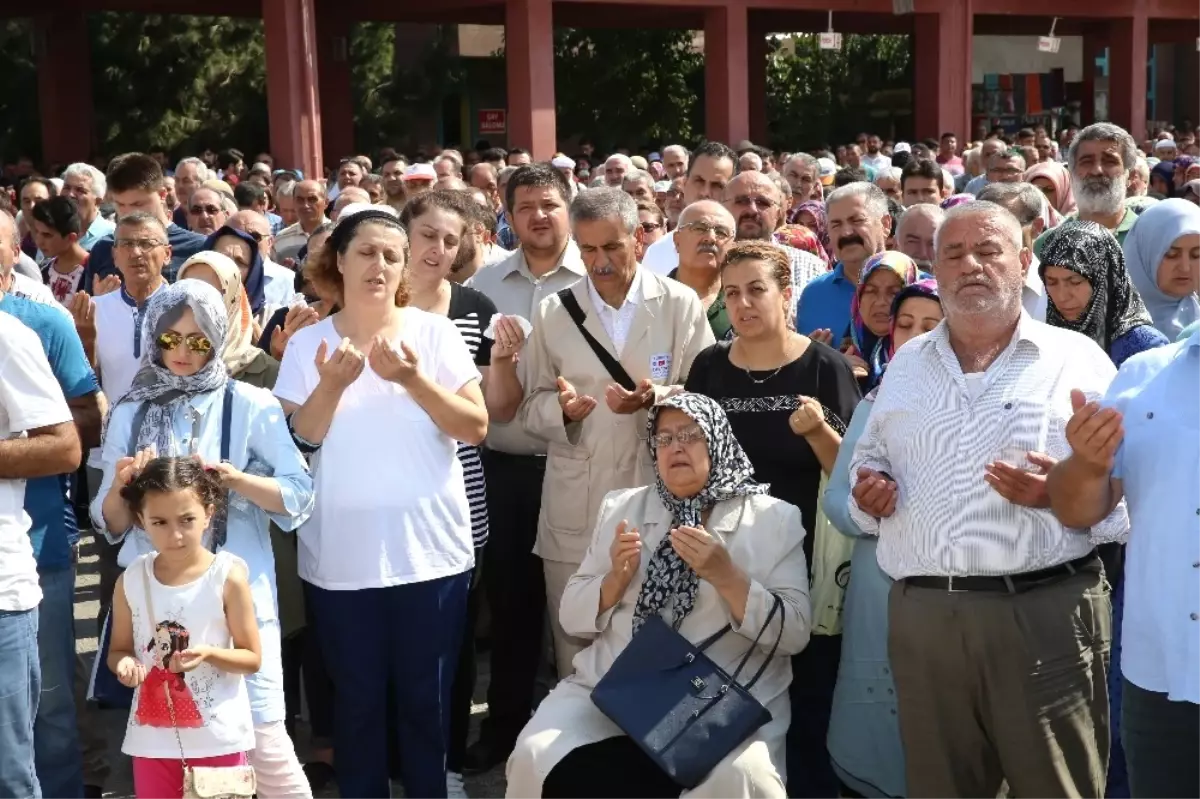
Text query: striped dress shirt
848 314 1130 580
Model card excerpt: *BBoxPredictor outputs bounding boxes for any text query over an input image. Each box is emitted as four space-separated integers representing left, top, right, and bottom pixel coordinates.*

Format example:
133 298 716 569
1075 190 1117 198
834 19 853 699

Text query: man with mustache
723 170 827 294
1034 123 1141 258
521 187 712 682
667 200 737 339
642 141 737 275
849 200 1126 799
795 182 891 346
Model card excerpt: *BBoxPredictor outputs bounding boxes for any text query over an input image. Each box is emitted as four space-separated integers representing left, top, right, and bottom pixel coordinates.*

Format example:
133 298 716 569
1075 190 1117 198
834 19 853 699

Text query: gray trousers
888 561 1111 798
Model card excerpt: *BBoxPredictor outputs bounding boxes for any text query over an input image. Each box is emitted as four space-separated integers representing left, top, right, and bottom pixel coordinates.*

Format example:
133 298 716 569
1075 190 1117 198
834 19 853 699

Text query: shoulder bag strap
127 402 151 457
211 381 236 551
140 559 192 769
556 288 638 392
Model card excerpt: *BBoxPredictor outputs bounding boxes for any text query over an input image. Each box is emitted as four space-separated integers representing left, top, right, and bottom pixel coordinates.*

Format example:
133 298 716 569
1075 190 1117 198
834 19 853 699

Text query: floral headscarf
631 393 769 634
1040 219 1155 354
177 252 262 377
1123 199 1200 339
850 251 921 388
774 223 831 267
887 278 940 360
940 194 974 211
792 200 830 255
864 278 940 402
104 280 229 457
1024 161 1078 214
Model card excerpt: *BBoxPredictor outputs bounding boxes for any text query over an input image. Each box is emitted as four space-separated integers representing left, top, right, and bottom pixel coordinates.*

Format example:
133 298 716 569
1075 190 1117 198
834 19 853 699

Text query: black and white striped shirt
448 282 499 550
848 314 1130 580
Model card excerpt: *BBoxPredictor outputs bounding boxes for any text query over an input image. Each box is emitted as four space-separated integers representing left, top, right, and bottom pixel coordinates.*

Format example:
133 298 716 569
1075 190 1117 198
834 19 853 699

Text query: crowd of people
0 117 1197 799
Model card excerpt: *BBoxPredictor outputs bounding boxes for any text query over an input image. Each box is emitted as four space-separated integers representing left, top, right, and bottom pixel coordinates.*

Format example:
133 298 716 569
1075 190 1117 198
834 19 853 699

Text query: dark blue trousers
309 571 471 799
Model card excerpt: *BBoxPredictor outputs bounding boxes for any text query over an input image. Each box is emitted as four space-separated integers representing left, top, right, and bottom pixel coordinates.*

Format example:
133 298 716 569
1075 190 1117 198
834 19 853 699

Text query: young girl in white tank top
106 456 261 799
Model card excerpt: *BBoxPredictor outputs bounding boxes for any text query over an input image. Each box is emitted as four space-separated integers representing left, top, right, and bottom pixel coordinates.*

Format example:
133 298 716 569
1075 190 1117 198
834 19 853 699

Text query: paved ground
74 532 510 798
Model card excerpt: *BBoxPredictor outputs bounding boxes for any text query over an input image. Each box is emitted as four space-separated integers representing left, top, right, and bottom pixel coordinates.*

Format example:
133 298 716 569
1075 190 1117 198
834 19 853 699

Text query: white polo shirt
0 313 72 611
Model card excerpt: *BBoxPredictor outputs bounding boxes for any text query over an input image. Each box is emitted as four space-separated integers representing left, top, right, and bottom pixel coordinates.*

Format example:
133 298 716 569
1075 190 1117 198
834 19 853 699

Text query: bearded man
1034 123 1141 258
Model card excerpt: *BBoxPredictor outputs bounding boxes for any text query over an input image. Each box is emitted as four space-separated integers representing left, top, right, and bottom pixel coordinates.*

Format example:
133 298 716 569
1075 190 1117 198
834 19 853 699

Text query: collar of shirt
503 240 586 283
925 311 1051 385
1024 254 1044 298
587 266 643 315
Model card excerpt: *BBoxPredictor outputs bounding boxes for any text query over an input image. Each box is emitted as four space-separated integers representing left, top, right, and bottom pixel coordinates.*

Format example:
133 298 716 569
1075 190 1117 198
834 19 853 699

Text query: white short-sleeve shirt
273 309 482 589
0 312 72 611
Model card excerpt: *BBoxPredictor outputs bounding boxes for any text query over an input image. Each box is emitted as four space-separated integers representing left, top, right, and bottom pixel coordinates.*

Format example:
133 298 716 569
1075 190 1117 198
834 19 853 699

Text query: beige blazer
505 487 812 798
520 270 714 564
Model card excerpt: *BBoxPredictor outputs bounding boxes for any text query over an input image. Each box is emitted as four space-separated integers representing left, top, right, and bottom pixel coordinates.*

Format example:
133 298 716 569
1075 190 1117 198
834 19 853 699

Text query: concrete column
1080 28 1100 126
315 2 355 163
35 11 94 166
911 0 973 141
705 4 750 146
506 0 557 159
263 0 324 179
1107 12 1149 142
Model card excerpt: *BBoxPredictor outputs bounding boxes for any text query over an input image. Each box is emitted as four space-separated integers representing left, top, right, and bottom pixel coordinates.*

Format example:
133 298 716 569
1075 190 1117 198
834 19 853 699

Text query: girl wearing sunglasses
90 279 317 798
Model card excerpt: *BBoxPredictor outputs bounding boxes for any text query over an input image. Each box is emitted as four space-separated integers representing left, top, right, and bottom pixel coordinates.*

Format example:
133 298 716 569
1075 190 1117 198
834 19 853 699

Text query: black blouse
685 340 862 566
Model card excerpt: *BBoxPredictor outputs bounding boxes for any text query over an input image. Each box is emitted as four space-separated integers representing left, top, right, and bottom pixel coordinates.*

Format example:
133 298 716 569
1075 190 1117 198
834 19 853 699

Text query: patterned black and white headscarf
102 279 229 456
631 393 769 634
1039 219 1155 353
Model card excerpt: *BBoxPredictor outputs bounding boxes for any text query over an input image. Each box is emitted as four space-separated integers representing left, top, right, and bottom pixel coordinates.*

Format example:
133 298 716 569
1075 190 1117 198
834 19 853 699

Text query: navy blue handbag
591 593 785 789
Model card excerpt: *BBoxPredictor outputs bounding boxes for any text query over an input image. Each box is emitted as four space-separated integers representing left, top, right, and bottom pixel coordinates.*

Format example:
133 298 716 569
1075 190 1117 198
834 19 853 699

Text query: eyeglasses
733 194 777 209
640 222 663 233
115 238 165 252
190 204 222 216
679 222 733 241
156 331 213 354
650 425 706 449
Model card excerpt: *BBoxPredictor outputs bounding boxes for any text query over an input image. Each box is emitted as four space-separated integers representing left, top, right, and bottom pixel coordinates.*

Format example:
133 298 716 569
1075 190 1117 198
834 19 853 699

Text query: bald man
273 179 329 264
668 201 738 339
330 187 371 222
724 170 828 292
895 203 944 270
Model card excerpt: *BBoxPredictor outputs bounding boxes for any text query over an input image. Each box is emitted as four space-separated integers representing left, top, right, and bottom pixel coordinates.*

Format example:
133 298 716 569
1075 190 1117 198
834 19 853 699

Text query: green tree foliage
89 13 268 158
0 19 43 162
766 34 912 149
552 28 704 152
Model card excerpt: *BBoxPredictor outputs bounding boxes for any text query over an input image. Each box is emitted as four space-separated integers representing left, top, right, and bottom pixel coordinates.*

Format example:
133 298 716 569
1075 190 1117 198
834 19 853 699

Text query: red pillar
35 12 94 166
705 3 750 146
506 0 557 160
1080 28 1099 127
315 2 355 163
263 0 324 180
748 25 769 146
1107 12 1148 143
911 0 973 142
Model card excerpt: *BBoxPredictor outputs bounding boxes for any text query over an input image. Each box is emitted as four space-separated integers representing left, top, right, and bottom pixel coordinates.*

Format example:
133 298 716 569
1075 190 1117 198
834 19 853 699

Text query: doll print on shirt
134 619 218 728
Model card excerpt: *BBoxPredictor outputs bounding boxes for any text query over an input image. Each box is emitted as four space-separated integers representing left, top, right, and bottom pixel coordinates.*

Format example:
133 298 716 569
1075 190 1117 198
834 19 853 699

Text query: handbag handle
684 593 785 692
728 593 785 690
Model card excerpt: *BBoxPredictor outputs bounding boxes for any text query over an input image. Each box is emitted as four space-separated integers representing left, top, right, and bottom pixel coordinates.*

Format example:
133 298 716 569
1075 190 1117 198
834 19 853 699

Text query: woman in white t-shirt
273 208 487 799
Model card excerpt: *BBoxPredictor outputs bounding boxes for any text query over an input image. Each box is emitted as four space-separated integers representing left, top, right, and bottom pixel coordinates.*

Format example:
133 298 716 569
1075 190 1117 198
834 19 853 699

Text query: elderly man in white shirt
848 200 1126 798
519 188 712 678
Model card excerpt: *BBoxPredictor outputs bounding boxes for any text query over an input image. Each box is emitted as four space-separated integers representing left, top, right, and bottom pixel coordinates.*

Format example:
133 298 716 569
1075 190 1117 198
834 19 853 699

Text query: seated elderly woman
506 393 812 799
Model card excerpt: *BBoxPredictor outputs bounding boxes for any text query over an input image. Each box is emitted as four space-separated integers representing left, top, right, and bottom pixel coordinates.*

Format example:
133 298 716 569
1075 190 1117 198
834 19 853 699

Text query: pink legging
132 752 248 799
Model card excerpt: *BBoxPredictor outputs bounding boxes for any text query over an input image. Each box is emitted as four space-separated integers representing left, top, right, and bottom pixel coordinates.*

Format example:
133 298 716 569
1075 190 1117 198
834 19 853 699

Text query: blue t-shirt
0 295 99 570
795 262 858 344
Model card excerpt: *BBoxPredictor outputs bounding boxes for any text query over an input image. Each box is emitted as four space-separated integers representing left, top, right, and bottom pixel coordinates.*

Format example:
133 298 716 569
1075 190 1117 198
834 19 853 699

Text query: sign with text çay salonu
478 109 507 135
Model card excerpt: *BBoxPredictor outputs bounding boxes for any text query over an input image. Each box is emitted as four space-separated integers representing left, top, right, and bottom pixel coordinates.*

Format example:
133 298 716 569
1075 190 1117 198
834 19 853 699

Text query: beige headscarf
177 251 262 377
